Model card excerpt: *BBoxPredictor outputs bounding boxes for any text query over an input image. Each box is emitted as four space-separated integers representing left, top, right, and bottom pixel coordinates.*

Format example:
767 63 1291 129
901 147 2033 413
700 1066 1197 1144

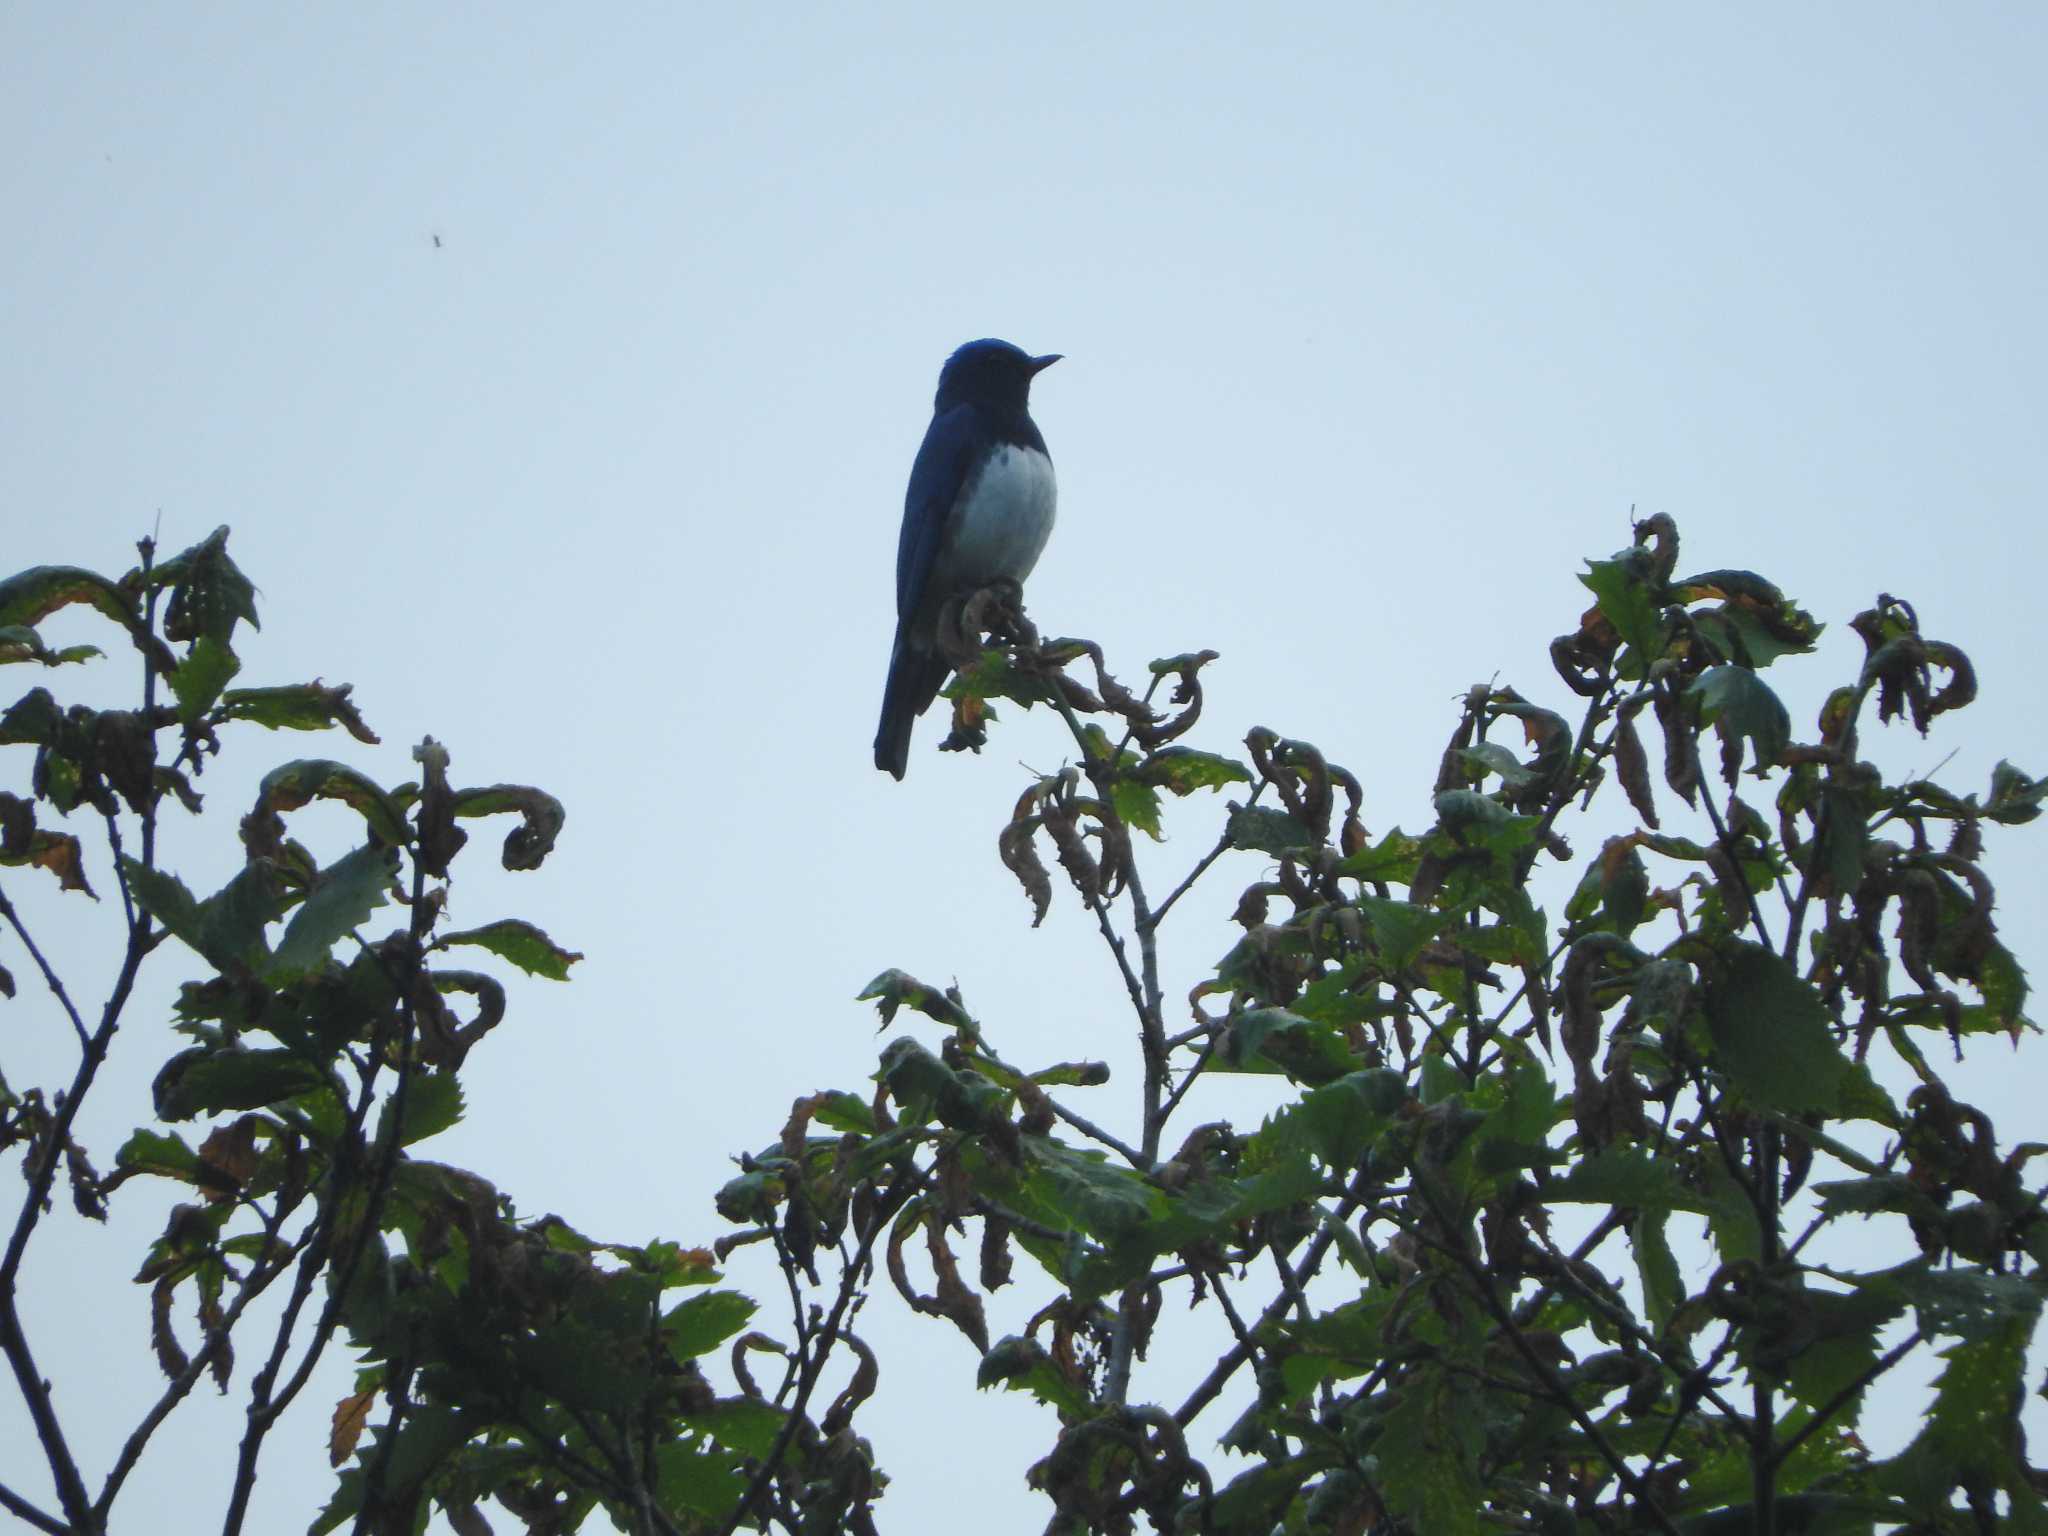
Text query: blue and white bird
874 338 1060 779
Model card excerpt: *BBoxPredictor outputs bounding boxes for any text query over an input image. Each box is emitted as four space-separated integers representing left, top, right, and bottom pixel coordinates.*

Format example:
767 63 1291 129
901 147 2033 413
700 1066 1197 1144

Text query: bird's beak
1030 353 1062 374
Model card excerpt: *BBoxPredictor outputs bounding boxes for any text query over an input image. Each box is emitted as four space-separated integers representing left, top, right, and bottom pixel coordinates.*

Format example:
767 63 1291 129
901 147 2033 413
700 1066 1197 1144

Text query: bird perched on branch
874 338 1060 779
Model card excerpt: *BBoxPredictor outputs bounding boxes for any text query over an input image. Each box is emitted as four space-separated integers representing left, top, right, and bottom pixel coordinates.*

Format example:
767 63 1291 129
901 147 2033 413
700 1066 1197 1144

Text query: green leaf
1631 1211 1684 1331
435 919 583 981
1357 896 1443 970
681 1398 786 1459
254 760 408 845
662 1290 757 1358
1201 1459 1320 1533
1227 804 1316 855
219 681 378 744
1852 1260 2043 1344
856 968 976 1031
1374 1367 1486 1535
0 686 62 746
1688 666 1790 778
0 565 140 632
168 637 240 724
1136 746 1251 794
198 863 283 971
1985 760 2048 825
151 526 259 645
943 647 1046 706
1217 1007 1357 1084
808 1089 878 1134
154 1047 327 1120
118 861 210 956
1026 1139 1161 1241
448 784 565 871
1460 741 1539 791
1337 826 1424 883
1877 1314 2044 1526
1258 1068 1408 1171
1430 791 1541 858
268 845 397 980
1579 553 1667 660
114 1128 202 1183
654 1441 749 1519
1780 1285 1900 1411
1704 942 1850 1114
0 624 103 667
976 1336 1094 1418
1110 778 1163 839
1418 1053 1469 1107
1674 568 1823 666
1550 1147 1695 1211
383 1071 463 1147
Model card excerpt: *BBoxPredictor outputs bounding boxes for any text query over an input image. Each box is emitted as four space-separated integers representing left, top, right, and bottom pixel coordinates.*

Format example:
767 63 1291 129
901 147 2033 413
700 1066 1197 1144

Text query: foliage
6 513 2044 1536
0 533 871 1536
722 515 2047 1533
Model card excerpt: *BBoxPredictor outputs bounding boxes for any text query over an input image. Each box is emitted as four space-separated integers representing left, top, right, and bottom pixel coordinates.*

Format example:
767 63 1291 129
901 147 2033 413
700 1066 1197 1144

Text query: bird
874 338 1061 779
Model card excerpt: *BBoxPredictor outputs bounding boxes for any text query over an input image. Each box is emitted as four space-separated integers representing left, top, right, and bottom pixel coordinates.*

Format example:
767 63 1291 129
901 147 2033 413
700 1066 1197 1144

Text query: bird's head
934 338 1061 412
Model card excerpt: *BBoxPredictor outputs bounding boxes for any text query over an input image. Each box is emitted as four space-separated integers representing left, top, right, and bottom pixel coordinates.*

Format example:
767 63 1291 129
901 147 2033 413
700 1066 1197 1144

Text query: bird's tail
874 636 952 779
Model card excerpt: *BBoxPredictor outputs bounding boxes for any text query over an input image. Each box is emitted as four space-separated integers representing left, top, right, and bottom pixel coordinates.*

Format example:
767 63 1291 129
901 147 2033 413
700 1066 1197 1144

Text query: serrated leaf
1137 746 1251 794
655 1443 750 1519
1580 553 1666 657
119 860 209 955
1704 941 1849 1114
382 1071 463 1147
435 918 583 981
1337 826 1424 882
1227 804 1316 855
254 761 408 845
1257 1068 1408 1171
219 681 379 744
1549 1147 1695 1211
977 1336 1094 1418
1631 1210 1684 1331
155 1047 327 1121
663 1290 756 1358
1110 778 1163 839
115 1128 202 1183
169 636 240 724
0 565 140 632
1357 896 1443 970
681 1399 786 1459
1374 1367 1486 1535
1688 666 1790 780
268 845 397 980
0 623 104 667
152 526 259 645
1022 1140 1161 1246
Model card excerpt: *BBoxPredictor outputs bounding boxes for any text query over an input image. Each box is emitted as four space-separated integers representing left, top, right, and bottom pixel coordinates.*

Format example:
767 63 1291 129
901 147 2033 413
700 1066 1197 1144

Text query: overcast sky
4 6 2046 1532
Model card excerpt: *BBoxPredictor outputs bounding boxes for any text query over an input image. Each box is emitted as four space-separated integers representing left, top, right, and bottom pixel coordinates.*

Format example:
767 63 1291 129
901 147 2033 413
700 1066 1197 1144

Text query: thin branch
224 854 432 1535
1175 1168 1381 1427
96 1225 315 1517
1154 1040 1216 1127
1146 779 1269 934
0 1480 68 1536
1404 1187 1683 1536
714 1175 910 1536
0 885 90 1049
1770 1330 1922 1472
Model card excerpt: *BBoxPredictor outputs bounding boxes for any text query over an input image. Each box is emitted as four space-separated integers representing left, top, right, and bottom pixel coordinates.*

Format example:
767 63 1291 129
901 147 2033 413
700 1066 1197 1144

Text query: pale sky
4 6 2045 1532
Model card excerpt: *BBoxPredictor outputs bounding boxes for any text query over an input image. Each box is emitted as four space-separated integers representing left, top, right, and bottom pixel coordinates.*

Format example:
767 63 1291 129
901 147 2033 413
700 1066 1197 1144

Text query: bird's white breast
942 444 1057 588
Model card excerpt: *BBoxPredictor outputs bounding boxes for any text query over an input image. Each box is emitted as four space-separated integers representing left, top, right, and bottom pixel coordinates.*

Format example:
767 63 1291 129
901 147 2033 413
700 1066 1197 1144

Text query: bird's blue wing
896 403 986 621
